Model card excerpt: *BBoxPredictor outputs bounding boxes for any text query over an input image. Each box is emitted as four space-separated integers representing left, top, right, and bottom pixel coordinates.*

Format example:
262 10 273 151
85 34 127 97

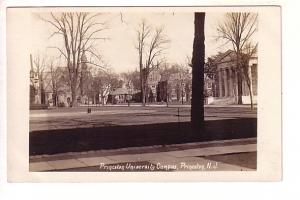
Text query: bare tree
191 12 205 133
120 71 140 93
33 54 47 104
240 43 258 109
136 20 170 105
216 12 258 104
136 20 151 105
42 12 108 107
47 58 62 106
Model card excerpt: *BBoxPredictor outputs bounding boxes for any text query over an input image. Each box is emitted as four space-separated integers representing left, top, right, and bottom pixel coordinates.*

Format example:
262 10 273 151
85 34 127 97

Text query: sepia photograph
6 6 281 181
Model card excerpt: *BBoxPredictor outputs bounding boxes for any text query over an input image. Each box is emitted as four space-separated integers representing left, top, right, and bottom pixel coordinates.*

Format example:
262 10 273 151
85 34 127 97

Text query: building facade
212 50 258 104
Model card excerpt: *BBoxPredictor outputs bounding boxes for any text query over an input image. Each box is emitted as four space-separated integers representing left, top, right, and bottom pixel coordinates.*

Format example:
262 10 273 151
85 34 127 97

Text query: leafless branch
216 12 258 53
40 12 109 106
47 46 68 59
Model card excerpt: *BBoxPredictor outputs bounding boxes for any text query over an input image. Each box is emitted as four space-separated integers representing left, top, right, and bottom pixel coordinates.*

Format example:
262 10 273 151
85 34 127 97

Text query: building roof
210 49 258 67
211 50 236 65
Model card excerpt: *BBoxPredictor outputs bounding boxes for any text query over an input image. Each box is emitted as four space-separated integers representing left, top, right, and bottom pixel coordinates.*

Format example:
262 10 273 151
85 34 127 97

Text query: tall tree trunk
246 65 254 109
191 12 205 133
80 71 84 96
37 76 42 104
139 54 145 106
142 77 148 105
52 92 56 106
237 70 243 104
70 82 77 107
141 76 145 106
236 49 243 104
249 85 253 109
102 95 106 105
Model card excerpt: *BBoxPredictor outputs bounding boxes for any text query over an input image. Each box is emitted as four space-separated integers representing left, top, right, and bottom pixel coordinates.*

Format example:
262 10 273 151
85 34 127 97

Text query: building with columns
211 50 258 104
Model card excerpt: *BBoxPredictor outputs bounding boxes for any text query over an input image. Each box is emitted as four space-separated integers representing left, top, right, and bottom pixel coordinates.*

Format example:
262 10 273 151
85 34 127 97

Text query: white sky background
30 12 246 73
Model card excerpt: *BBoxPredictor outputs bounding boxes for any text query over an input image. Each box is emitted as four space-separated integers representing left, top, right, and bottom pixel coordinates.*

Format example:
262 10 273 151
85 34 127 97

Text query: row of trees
30 51 194 106
30 53 124 106
36 13 171 107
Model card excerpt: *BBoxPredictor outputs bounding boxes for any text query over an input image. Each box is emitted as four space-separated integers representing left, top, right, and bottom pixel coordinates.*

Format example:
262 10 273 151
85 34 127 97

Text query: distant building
168 71 191 102
156 66 192 103
147 68 161 102
108 88 132 104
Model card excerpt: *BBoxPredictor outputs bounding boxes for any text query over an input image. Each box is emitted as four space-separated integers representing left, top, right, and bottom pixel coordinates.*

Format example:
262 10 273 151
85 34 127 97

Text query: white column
224 69 228 97
229 68 233 97
218 69 223 97
233 69 237 96
233 68 238 102
249 64 253 96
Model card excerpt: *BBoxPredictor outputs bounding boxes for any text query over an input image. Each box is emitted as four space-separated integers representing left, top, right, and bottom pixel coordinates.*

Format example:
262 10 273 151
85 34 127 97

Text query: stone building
168 72 191 102
211 50 258 104
156 67 192 103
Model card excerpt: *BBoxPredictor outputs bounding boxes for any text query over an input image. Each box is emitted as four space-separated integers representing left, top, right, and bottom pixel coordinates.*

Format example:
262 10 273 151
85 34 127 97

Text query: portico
212 51 258 104
217 66 237 98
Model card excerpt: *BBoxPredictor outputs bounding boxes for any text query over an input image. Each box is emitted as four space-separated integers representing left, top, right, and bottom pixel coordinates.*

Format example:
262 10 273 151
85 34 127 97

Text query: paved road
30 106 257 131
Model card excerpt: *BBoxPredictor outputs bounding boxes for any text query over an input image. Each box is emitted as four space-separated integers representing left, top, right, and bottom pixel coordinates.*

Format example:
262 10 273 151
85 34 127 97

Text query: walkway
30 138 257 172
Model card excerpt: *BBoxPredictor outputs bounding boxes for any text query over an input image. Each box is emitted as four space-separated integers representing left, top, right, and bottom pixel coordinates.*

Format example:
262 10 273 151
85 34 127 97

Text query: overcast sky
31 12 244 73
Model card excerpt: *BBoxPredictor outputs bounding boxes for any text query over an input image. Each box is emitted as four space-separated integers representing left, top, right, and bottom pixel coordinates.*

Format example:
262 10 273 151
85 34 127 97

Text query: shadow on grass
30 118 256 156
